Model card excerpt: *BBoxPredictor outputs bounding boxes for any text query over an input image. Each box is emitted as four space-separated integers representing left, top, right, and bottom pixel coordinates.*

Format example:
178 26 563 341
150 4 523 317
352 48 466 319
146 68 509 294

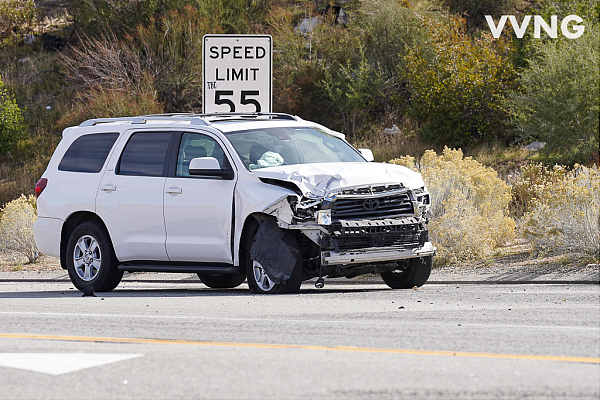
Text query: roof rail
78 112 297 127
78 115 210 127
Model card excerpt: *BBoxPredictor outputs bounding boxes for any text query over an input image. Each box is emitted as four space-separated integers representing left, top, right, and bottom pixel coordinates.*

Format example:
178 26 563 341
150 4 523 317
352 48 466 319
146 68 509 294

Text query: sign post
202 35 272 114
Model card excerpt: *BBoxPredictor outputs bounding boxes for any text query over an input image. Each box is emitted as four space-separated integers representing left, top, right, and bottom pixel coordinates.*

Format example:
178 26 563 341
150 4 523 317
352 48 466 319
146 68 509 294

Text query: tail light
35 178 47 199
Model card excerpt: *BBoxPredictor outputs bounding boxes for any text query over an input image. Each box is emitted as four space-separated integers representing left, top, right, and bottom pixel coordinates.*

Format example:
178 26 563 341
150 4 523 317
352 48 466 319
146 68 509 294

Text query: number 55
214 90 261 113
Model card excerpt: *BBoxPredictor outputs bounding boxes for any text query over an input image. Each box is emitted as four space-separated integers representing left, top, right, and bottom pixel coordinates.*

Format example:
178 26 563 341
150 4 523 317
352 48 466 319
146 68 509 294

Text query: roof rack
78 112 297 127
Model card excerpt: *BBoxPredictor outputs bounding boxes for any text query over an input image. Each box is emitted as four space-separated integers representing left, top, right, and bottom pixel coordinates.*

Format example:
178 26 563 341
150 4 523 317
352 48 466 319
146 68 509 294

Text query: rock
524 141 546 151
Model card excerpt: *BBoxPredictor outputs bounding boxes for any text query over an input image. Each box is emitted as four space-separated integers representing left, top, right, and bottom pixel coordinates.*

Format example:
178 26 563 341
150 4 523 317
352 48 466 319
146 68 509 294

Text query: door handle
165 186 182 195
100 184 117 192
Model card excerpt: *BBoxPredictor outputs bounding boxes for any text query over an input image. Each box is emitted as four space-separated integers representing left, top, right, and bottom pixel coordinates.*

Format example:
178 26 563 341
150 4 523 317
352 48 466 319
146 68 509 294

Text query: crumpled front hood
252 162 424 198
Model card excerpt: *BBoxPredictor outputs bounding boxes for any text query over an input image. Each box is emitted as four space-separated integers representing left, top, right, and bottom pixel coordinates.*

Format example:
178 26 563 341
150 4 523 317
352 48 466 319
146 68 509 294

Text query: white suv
33 113 435 294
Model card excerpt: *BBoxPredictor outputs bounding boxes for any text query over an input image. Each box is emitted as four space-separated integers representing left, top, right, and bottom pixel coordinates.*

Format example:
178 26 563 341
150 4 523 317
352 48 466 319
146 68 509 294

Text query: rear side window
118 132 171 176
58 133 119 173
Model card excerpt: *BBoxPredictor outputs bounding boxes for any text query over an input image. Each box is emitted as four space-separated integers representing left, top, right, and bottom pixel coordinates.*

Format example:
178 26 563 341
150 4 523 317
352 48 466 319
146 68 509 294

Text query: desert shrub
127 5 222 111
61 32 147 92
508 26 600 165
390 147 515 264
509 163 567 219
0 76 26 155
58 82 164 128
404 17 516 148
521 165 599 256
0 194 38 263
0 0 38 46
69 0 269 38
60 32 165 125
68 0 183 37
62 5 222 113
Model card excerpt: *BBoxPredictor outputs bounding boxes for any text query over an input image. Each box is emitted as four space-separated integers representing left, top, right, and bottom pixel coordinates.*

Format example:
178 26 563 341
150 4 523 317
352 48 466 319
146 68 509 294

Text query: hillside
0 0 598 267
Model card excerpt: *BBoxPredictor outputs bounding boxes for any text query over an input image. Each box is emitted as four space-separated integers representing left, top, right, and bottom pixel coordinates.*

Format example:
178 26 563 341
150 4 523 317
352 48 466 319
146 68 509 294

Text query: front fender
233 179 297 266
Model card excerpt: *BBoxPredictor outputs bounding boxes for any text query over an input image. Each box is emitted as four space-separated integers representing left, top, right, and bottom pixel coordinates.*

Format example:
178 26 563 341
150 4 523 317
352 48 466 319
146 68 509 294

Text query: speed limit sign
202 35 272 113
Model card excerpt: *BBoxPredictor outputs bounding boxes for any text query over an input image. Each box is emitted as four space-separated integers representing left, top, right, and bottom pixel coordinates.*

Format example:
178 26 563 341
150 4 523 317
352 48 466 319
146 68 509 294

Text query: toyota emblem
363 198 380 211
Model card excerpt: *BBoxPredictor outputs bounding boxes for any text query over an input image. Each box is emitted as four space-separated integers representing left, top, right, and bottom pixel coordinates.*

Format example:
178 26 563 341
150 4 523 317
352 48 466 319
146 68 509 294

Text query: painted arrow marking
0 353 142 376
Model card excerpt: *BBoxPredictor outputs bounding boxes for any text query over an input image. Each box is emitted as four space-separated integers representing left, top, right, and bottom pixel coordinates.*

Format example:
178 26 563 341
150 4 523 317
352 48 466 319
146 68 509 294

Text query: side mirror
358 148 374 162
189 157 233 179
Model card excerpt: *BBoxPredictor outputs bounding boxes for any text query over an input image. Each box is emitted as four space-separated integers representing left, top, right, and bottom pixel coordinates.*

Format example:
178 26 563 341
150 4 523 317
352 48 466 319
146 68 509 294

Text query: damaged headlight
287 196 322 222
316 209 332 225
414 186 431 218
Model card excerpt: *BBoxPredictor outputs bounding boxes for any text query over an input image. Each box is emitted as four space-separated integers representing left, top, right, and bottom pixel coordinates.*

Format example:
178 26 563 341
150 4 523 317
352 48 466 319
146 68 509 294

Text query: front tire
198 273 246 289
381 256 432 289
244 231 303 294
66 221 122 292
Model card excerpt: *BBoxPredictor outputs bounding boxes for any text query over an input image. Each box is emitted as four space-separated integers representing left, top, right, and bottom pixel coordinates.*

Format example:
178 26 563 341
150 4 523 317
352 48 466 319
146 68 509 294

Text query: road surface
0 271 598 399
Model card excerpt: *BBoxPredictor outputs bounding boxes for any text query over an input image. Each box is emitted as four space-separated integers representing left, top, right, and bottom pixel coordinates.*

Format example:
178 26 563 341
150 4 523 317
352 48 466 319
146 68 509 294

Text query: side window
176 133 230 177
58 133 119 173
118 132 171 176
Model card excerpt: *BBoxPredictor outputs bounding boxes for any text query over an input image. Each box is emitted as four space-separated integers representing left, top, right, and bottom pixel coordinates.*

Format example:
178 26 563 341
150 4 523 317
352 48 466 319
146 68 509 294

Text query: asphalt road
0 271 598 399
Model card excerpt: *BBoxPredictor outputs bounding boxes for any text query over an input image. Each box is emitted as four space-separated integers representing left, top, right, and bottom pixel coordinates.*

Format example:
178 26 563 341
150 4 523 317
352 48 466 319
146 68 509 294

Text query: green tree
508 26 600 165
405 17 517 147
320 48 386 137
0 76 26 155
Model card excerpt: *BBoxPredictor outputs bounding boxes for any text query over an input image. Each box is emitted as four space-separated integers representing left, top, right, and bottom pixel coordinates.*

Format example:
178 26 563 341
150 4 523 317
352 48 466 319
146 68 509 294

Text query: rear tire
66 221 123 292
197 273 246 289
381 256 432 289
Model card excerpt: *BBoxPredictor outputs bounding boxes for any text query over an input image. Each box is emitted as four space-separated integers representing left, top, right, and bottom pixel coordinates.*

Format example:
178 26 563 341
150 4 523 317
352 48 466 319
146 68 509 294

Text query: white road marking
0 311 597 331
0 353 142 376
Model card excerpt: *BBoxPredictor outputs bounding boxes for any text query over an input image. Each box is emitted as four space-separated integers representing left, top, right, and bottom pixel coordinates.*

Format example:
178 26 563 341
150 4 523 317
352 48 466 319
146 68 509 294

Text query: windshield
224 126 366 170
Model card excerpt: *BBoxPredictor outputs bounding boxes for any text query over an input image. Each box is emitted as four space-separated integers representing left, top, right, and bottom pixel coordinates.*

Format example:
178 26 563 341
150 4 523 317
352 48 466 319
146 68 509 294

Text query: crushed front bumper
320 242 436 266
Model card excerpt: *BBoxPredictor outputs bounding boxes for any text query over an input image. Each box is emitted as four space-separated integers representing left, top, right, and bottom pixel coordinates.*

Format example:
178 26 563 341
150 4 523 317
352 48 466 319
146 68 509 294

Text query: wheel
198 273 246 289
380 256 432 289
244 230 303 294
66 221 123 292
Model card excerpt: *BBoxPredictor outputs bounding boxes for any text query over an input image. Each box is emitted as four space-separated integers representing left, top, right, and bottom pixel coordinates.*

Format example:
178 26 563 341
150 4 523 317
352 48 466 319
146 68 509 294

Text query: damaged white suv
33 113 435 294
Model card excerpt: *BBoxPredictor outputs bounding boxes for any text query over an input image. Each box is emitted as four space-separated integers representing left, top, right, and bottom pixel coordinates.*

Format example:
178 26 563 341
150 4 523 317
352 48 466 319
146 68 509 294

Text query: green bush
0 76 26 155
190 0 270 34
0 0 38 46
443 0 520 30
320 48 386 137
355 0 433 114
508 27 600 165
404 17 517 148
269 5 360 127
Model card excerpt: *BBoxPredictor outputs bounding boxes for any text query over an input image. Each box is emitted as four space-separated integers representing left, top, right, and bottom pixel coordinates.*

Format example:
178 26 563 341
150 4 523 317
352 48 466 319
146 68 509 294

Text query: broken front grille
326 218 426 252
330 191 415 220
